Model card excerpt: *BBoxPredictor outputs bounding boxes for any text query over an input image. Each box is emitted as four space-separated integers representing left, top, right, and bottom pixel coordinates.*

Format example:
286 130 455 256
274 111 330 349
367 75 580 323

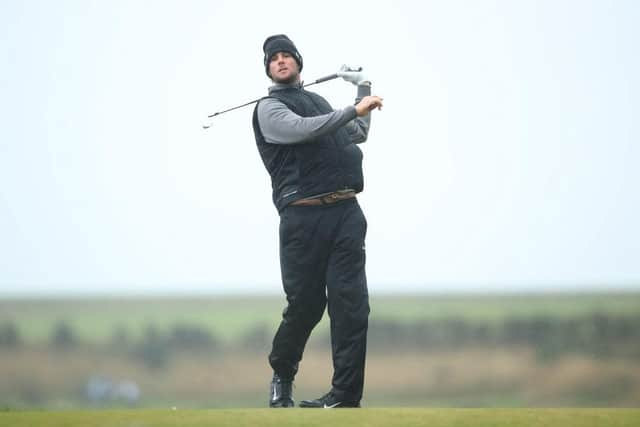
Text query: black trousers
269 198 369 402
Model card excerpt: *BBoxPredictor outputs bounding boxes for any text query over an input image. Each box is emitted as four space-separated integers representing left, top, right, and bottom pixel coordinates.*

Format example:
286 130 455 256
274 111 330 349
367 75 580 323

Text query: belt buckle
323 192 340 204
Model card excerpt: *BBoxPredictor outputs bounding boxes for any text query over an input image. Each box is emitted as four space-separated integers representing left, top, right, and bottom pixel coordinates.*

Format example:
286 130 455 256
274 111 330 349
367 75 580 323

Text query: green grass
370 292 640 322
1 408 639 427
2 292 639 344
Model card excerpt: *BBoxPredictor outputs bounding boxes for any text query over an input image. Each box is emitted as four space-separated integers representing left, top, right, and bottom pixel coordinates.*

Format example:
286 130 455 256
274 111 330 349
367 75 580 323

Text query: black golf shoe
299 391 361 408
269 374 294 408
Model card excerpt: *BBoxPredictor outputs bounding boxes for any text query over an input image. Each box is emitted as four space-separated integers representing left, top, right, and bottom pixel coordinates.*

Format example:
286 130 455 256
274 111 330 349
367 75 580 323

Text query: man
252 34 383 409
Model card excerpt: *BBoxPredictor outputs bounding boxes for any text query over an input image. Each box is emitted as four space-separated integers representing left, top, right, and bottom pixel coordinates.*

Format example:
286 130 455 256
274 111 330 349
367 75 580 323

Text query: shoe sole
270 400 295 408
299 402 360 408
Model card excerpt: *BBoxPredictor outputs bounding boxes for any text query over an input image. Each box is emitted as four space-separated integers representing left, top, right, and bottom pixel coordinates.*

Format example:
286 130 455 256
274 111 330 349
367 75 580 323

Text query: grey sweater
256 82 372 145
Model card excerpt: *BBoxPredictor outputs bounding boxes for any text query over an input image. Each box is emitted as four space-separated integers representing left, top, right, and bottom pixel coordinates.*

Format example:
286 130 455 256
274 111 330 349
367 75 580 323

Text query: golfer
252 34 383 408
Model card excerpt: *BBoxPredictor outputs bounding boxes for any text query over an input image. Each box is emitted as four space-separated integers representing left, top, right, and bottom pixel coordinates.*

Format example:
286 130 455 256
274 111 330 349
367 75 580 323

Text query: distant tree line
366 313 640 359
1 313 639 366
0 320 225 368
0 322 20 347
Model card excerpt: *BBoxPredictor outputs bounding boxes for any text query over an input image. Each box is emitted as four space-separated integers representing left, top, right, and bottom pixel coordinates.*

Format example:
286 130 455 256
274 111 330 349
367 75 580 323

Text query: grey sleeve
257 98 358 145
344 84 372 144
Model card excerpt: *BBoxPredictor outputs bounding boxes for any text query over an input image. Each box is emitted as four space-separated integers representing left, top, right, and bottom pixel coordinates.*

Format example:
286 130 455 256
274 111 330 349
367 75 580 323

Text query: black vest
253 87 364 212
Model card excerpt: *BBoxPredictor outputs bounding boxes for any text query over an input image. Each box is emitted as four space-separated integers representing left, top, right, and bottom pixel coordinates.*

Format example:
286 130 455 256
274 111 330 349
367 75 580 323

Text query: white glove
337 64 370 86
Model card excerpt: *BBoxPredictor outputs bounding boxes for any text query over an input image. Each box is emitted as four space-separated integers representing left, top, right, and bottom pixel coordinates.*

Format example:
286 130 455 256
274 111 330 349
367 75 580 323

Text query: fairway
1 408 639 427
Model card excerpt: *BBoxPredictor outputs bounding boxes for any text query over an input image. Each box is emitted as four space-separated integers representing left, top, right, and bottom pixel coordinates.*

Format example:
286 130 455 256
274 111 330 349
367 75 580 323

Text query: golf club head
203 116 214 129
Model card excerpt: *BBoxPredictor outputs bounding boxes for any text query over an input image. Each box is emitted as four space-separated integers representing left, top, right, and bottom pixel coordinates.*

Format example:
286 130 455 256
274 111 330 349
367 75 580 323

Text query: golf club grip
314 73 338 84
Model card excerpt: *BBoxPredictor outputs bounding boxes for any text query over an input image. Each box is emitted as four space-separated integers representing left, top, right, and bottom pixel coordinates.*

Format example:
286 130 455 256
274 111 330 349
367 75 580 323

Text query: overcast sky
1 0 639 296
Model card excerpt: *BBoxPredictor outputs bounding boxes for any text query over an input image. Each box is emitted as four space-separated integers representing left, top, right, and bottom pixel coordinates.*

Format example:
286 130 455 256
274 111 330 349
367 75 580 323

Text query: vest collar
268 81 303 94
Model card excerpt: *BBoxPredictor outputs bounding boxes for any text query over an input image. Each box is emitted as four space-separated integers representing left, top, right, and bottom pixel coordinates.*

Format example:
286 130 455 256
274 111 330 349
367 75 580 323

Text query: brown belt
291 191 356 206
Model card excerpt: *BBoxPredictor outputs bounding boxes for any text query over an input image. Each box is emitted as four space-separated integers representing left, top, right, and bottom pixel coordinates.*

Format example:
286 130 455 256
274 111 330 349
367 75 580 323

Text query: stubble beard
272 69 300 85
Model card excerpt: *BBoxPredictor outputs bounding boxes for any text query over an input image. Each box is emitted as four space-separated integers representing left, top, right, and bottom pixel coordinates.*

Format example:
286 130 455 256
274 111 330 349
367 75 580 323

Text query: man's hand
355 96 383 117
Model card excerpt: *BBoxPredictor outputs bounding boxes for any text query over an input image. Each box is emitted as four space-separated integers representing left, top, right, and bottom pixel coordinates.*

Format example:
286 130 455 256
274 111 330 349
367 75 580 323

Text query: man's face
269 51 300 84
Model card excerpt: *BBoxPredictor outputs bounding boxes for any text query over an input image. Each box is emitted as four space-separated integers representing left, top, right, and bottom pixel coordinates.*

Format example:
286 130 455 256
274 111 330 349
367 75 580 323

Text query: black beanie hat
263 34 303 77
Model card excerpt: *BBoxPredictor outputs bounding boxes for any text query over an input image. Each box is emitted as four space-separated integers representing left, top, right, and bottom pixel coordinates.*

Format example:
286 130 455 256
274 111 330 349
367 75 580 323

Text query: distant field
1 292 639 344
1 408 639 427
2 293 640 409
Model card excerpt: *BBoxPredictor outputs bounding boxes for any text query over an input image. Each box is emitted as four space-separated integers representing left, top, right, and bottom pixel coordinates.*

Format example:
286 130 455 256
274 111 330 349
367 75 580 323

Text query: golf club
202 66 362 129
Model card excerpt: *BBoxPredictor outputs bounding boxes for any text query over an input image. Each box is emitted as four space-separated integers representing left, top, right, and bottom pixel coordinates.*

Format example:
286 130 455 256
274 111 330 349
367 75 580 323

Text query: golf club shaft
303 73 338 87
203 73 339 129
